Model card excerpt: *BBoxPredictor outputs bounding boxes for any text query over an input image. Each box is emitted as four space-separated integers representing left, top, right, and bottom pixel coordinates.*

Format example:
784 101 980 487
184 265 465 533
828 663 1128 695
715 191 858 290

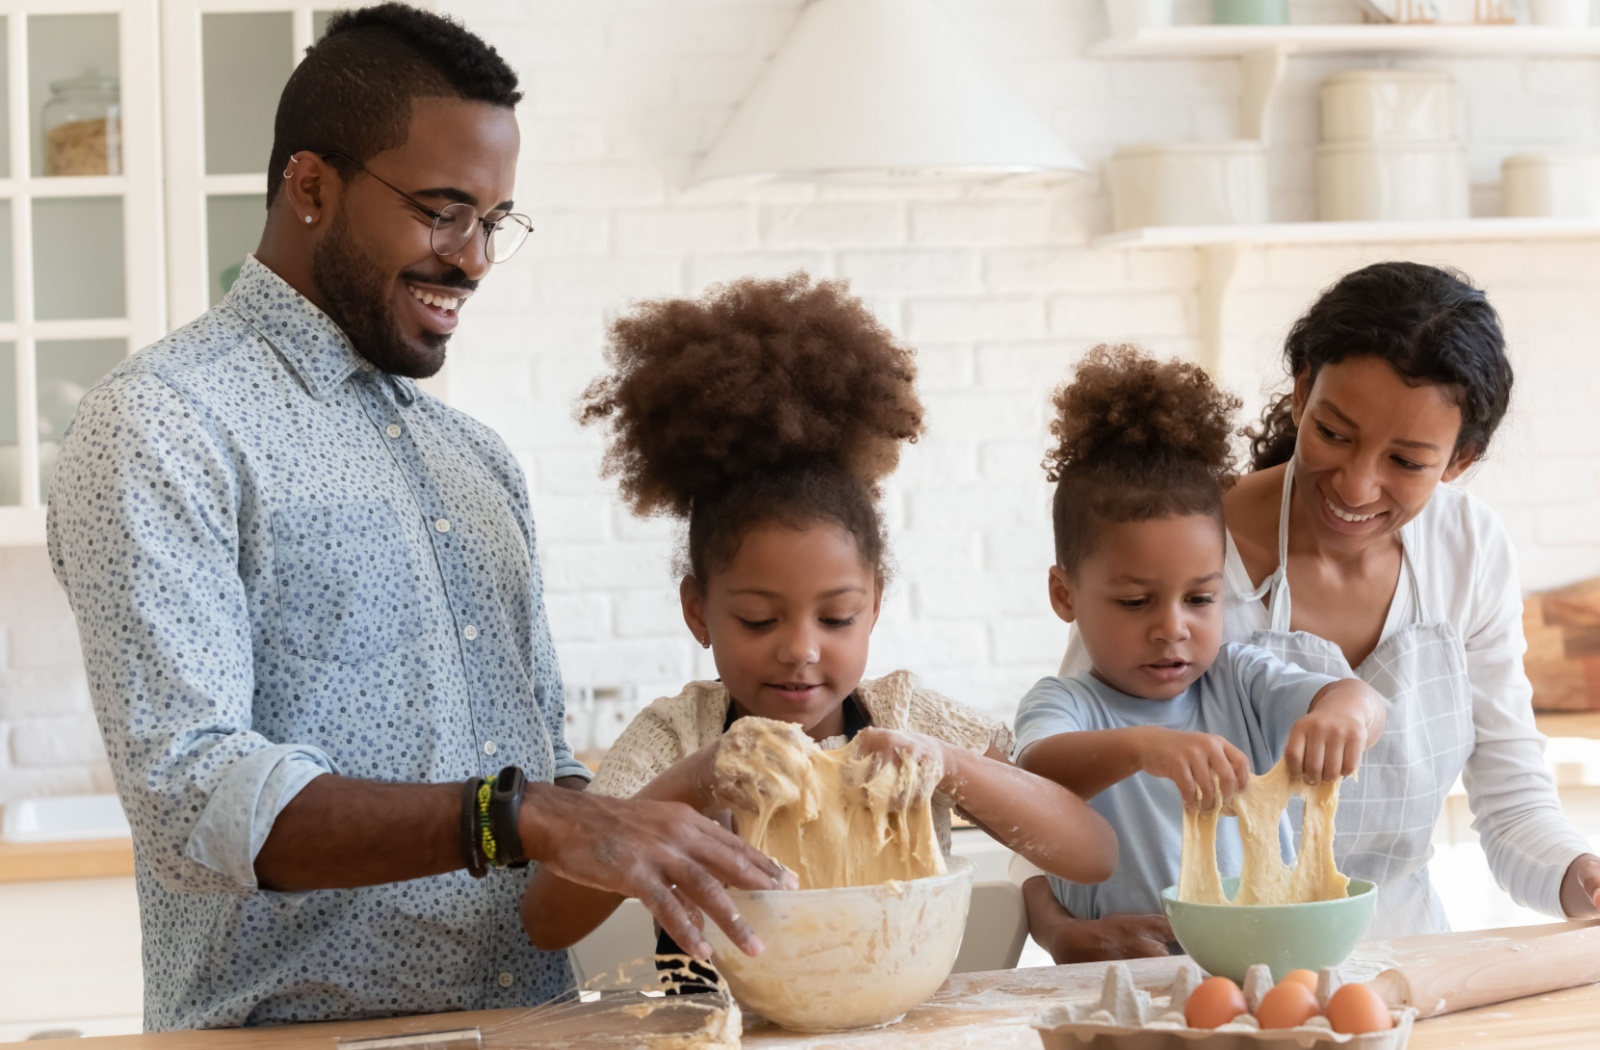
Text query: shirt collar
225 255 418 406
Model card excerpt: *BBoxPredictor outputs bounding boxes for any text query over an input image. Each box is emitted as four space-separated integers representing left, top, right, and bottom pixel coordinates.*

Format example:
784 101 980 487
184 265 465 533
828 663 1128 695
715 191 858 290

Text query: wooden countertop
54 938 1600 1050
0 837 134 884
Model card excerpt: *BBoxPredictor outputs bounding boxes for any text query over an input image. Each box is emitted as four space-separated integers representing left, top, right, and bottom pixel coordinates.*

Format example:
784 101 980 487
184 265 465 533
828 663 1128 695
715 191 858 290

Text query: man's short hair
265 2 522 206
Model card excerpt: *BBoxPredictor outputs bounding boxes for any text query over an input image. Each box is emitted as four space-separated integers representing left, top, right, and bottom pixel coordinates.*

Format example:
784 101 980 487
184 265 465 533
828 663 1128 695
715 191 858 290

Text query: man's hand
1137 727 1250 809
1047 913 1174 964
1561 853 1600 918
520 783 795 962
1284 680 1385 784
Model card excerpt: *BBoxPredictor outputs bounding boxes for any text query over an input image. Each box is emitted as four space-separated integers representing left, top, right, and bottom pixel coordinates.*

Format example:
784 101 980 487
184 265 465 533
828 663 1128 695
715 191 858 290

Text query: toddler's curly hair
579 273 924 578
1045 345 1241 574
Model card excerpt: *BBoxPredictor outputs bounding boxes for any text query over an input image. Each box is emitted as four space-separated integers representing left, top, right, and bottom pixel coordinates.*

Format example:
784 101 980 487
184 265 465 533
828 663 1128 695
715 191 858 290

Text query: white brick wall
0 546 111 806
4 0 1600 798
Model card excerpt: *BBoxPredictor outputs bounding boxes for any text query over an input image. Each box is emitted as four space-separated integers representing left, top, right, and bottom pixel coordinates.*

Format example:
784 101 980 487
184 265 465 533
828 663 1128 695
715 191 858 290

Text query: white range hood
693 0 1085 185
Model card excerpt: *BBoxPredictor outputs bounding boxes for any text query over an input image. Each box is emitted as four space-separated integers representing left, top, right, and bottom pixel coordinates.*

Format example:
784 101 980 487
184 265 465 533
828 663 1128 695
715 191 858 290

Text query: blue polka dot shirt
47 256 588 1031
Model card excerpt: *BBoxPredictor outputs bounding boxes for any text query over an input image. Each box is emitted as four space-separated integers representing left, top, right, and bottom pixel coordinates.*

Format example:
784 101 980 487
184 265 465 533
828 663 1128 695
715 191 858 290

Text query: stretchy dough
714 717 946 889
1178 758 1349 905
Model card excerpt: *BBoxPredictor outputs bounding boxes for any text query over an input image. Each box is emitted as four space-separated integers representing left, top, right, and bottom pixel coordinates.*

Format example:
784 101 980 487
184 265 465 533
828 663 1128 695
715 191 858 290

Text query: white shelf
1094 218 1600 250
1092 24 1600 59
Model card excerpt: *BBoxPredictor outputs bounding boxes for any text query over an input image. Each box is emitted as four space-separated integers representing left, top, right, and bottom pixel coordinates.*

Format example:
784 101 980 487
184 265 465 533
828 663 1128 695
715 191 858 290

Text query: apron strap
1241 461 1298 632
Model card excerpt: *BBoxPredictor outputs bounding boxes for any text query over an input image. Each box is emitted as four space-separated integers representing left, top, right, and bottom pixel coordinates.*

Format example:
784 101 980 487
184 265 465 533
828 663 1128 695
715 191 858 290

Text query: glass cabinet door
0 2 162 541
162 2 338 327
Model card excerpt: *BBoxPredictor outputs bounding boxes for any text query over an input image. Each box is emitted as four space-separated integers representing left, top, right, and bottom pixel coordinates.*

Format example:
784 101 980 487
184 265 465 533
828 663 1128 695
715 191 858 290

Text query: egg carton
1032 962 1417 1050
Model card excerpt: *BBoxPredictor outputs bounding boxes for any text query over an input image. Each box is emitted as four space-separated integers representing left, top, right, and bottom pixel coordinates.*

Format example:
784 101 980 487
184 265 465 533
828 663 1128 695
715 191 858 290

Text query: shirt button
386 424 402 439
498 971 514 988
464 625 478 641
434 519 451 533
484 740 498 756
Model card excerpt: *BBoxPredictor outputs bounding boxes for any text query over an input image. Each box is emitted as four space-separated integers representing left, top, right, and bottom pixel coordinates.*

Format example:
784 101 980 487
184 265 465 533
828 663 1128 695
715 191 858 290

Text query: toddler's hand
1284 680 1382 784
850 727 948 807
1138 727 1250 810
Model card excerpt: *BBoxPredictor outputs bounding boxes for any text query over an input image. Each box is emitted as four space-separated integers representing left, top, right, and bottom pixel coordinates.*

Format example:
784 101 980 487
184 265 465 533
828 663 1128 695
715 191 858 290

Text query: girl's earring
304 216 314 224
698 637 710 649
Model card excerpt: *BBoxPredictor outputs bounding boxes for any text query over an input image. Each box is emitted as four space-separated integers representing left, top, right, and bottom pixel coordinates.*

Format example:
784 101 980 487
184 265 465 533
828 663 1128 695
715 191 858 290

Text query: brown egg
1185 976 1248 1029
1325 982 1395 1035
1281 969 1319 994
1255 981 1320 1030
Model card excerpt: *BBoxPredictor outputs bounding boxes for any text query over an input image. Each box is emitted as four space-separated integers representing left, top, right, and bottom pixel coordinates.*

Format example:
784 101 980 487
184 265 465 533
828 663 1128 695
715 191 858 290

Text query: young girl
1011 346 1388 962
521 274 1117 966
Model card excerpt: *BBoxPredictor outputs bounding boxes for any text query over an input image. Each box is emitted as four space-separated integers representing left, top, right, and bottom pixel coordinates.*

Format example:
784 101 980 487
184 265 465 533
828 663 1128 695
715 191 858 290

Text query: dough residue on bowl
715 717 945 889
1179 758 1350 905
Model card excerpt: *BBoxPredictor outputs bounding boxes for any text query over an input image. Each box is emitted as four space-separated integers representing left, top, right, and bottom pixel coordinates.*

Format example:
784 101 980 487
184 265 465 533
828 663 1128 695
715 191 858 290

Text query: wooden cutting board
1371 919 1600 1018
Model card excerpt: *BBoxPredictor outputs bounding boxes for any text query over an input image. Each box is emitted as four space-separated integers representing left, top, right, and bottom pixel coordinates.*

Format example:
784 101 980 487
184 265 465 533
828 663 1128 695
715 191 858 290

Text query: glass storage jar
42 72 122 177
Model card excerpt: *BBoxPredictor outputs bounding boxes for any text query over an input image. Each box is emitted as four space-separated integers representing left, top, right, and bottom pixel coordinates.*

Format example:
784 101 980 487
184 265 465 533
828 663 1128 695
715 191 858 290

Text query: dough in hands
714 716 946 889
1178 758 1350 905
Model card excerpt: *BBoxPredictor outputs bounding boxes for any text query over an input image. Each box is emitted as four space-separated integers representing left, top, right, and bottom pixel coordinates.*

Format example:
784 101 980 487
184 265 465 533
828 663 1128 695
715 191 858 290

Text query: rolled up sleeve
49 373 331 895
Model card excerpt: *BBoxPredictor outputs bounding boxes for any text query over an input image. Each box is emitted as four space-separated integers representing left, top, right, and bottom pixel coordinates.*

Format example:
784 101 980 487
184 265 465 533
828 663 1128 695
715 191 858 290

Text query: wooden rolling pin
1370 919 1600 1018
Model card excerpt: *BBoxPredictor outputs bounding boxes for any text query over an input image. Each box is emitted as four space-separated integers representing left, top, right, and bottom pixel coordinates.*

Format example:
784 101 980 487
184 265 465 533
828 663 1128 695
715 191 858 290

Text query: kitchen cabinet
0 1 358 547
0 1 163 545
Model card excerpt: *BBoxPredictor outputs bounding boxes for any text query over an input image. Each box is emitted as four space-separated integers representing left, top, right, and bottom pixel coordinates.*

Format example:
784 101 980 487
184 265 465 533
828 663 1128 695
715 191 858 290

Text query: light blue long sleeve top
47 256 588 1030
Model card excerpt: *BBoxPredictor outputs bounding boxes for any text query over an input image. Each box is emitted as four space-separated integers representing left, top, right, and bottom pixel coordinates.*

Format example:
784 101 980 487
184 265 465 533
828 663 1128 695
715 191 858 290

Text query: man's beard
311 208 449 380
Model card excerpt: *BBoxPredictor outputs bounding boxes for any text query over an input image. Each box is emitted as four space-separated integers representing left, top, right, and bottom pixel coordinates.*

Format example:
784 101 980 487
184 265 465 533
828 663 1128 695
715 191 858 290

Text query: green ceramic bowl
1160 878 1378 982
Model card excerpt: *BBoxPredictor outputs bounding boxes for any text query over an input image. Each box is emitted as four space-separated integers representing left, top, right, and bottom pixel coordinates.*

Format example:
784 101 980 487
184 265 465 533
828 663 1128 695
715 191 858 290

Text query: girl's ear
1047 565 1077 624
680 576 710 647
869 574 885 630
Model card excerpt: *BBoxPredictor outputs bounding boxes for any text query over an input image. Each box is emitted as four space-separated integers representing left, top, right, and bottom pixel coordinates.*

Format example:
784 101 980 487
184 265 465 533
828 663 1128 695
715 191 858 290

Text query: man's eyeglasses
320 151 534 265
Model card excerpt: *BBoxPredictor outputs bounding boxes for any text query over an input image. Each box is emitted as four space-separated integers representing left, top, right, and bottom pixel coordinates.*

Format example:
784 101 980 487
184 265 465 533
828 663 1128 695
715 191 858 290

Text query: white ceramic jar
1503 151 1600 218
1317 141 1469 222
1529 0 1591 26
1106 0 1173 38
1109 141 1270 230
1321 70 1456 144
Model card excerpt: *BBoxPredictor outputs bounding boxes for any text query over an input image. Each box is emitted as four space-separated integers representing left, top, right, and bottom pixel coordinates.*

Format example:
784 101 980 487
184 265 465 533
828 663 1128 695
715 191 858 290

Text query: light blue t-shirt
1014 642 1337 919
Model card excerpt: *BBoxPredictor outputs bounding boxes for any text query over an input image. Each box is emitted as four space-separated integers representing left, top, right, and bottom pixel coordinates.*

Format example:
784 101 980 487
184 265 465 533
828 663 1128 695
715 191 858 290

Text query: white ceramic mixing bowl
704 856 974 1032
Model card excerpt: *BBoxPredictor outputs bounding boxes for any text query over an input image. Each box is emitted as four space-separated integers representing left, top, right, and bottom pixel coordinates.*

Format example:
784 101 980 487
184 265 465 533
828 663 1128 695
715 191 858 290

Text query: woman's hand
1560 853 1600 918
1051 914 1175 964
1285 680 1387 784
1136 727 1251 809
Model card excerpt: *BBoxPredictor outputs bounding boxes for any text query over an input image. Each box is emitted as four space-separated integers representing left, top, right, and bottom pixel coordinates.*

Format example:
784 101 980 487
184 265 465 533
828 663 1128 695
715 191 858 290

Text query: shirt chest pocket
272 502 423 664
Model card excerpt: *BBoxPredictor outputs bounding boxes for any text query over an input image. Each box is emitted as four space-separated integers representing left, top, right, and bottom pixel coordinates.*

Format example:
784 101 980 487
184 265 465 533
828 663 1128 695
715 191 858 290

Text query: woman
1023 262 1600 961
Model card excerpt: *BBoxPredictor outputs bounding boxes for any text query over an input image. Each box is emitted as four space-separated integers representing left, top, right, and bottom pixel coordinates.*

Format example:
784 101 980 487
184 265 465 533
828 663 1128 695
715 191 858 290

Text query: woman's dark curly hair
579 273 924 580
1247 261 1513 471
1046 345 1241 574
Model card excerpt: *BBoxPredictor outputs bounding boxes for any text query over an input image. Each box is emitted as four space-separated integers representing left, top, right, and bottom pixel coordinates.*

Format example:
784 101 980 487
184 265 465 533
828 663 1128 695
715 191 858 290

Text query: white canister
1503 151 1600 218
1320 70 1456 144
1529 0 1591 26
1106 0 1174 38
1109 141 1270 230
1317 141 1469 222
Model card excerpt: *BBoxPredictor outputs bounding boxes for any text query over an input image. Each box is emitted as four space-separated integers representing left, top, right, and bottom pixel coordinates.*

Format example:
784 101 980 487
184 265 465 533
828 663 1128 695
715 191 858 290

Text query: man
48 4 785 1031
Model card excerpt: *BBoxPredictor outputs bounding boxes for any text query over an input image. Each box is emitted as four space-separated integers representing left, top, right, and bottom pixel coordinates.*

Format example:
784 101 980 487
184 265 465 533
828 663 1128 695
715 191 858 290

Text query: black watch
488 766 529 869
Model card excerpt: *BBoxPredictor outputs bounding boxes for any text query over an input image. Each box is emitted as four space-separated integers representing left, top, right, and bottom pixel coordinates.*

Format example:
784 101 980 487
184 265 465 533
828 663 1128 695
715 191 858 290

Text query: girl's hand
1284 680 1384 784
850 727 949 806
712 718 812 813
1137 727 1250 810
